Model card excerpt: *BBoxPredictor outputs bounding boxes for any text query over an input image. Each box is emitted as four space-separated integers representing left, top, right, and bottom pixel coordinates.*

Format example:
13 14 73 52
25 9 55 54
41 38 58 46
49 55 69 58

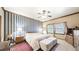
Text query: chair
0 41 10 51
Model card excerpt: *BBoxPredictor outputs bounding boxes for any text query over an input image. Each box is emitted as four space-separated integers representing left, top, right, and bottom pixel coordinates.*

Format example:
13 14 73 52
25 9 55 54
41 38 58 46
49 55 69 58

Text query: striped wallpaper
4 11 42 40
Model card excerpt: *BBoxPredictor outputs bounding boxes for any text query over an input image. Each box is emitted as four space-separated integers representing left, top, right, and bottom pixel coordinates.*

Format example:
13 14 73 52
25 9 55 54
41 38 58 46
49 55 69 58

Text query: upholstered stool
40 37 57 51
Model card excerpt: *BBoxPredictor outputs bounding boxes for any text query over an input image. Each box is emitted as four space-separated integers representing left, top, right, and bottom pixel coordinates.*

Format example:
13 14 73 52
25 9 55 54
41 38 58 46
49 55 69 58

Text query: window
54 23 65 34
47 24 54 34
47 22 66 34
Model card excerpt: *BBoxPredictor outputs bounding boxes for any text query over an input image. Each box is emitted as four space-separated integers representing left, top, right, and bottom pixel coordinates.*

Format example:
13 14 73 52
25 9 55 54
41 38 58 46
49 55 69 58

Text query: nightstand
15 36 25 44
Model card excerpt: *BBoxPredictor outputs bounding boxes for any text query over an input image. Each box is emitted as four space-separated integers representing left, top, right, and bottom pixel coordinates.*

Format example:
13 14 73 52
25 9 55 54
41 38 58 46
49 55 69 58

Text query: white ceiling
4 7 79 22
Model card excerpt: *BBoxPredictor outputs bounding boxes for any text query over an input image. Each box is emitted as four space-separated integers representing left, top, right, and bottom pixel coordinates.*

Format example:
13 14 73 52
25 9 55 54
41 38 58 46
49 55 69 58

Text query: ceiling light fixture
37 10 52 19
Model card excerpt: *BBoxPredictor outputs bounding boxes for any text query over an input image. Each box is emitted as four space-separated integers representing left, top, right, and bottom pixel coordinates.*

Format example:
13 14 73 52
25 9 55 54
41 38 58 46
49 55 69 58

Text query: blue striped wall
4 11 42 40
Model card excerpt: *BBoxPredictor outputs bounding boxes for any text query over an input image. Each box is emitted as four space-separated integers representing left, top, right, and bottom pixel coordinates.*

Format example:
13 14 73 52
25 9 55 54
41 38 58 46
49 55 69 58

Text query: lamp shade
17 28 22 32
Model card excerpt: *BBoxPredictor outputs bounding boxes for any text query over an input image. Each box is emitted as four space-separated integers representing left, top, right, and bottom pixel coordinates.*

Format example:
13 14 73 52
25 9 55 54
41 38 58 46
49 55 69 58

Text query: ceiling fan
37 10 52 19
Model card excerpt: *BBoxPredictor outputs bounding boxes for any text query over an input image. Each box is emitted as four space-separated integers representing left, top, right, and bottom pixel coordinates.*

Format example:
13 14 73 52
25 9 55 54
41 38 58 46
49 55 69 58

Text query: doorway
0 16 1 41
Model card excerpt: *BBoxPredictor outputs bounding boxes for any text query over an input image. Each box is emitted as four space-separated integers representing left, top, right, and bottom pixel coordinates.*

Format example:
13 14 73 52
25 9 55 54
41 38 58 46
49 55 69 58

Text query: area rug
10 42 33 51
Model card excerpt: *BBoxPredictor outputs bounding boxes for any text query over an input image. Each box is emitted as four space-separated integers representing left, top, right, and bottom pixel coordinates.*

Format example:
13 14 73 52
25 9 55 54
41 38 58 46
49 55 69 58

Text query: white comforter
25 33 50 50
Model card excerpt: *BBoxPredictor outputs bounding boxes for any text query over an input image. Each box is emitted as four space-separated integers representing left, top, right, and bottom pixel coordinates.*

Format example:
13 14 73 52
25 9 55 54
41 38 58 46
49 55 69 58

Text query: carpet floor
51 39 75 51
10 42 33 51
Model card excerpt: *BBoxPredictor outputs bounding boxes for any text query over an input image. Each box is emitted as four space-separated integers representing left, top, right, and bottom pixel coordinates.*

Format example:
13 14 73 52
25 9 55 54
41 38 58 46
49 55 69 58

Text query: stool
40 37 57 51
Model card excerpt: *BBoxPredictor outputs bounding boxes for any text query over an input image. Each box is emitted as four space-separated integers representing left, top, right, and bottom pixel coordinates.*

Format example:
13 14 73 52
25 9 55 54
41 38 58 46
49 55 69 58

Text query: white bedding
25 33 50 50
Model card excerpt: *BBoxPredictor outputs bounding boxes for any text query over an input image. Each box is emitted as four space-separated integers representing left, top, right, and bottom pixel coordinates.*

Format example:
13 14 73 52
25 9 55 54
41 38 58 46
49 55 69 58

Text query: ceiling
4 7 79 22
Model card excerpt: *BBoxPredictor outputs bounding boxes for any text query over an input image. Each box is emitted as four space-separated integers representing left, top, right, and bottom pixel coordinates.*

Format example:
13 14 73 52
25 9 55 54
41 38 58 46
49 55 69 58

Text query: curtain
4 11 42 40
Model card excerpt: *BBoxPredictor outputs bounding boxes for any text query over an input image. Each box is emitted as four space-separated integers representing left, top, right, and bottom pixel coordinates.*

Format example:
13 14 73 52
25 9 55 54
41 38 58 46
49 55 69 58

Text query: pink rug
10 42 33 51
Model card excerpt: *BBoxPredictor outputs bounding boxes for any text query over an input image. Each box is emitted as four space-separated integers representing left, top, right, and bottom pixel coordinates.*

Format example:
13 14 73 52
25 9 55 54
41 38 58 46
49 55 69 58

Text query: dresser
65 35 74 46
65 28 74 46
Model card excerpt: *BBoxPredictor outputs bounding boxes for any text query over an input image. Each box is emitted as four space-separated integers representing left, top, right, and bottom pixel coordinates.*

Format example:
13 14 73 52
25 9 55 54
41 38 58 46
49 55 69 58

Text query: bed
24 33 50 50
